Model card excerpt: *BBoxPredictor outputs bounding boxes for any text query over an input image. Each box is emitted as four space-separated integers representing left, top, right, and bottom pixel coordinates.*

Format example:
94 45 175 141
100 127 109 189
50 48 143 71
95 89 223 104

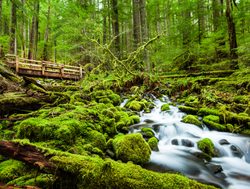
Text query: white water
130 98 250 189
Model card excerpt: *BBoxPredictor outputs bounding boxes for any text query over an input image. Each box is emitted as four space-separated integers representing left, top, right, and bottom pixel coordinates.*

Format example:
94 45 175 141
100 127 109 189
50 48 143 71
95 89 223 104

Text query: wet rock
152 124 161 132
219 139 230 145
144 119 155 123
206 163 223 174
181 139 194 147
192 152 211 162
230 145 244 158
171 139 179 145
215 172 227 179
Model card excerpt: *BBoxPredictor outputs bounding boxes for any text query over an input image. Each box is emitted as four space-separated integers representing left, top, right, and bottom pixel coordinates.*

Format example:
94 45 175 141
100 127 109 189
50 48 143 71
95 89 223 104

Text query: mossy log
159 70 235 79
0 140 217 189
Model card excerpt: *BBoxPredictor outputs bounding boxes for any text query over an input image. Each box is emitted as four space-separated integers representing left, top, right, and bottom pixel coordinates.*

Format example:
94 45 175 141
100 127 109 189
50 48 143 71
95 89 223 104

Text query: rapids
128 98 250 189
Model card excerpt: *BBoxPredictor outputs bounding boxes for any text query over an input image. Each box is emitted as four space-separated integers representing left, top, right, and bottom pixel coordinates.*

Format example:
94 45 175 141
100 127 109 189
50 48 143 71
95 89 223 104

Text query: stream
128 97 250 189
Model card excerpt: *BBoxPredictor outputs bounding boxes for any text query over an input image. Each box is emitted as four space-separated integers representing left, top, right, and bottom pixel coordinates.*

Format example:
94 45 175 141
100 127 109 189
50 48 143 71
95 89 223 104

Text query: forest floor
0 59 249 189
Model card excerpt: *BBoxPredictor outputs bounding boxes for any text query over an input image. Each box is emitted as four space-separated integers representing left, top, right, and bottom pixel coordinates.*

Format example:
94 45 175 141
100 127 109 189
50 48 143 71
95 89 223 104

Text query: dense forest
0 0 249 189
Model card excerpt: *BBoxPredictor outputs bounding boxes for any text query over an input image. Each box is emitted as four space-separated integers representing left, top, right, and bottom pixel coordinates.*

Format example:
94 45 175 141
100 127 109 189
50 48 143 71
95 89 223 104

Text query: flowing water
128 98 250 189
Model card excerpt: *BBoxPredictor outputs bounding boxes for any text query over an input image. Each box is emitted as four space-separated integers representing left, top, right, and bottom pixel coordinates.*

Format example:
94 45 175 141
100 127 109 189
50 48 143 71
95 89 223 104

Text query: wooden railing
5 54 83 80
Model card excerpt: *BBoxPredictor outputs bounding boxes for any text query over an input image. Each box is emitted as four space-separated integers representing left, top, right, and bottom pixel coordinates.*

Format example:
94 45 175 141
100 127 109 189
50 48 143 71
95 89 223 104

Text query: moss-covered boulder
125 100 144 111
203 116 226 131
181 115 202 127
141 127 155 138
161 104 170 111
184 96 199 107
148 137 159 151
112 133 151 164
197 138 216 158
178 106 198 115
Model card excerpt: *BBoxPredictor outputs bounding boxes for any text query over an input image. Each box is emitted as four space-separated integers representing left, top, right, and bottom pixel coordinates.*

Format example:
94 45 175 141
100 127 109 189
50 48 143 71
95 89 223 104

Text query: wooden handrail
4 54 84 80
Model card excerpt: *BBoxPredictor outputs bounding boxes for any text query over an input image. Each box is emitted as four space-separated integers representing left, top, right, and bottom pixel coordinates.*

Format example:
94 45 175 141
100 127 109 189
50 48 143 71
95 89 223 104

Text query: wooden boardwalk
5 54 83 80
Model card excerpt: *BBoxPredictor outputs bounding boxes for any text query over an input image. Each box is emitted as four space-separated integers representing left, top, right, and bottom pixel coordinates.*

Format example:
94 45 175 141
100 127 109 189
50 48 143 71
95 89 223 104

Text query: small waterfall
131 98 250 189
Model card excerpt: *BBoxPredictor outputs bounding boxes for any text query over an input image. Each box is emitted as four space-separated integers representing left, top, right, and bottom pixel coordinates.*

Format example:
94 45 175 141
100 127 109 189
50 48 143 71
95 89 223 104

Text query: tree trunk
133 0 141 48
111 0 120 56
198 0 205 44
139 0 150 72
21 0 26 58
9 0 17 54
0 141 216 189
42 0 51 61
0 0 2 35
225 0 238 67
28 1 40 60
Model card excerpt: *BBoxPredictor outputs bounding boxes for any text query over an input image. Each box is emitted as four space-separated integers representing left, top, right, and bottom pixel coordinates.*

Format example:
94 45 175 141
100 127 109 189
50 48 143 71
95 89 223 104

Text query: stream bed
129 98 250 189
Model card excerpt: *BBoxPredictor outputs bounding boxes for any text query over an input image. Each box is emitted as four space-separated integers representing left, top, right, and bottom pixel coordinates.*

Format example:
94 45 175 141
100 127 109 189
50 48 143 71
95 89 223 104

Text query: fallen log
0 141 55 173
0 140 218 189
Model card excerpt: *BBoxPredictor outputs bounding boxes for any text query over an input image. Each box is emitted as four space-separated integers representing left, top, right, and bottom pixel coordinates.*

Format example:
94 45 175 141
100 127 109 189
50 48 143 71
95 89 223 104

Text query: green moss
234 95 249 104
141 127 155 138
203 116 226 131
184 96 199 107
0 160 27 182
178 106 198 115
125 100 143 111
85 130 106 151
112 133 151 164
198 108 220 116
197 138 216 158
148 137 159 151
161 104 170 111
182 115 202 127
203 115 220 123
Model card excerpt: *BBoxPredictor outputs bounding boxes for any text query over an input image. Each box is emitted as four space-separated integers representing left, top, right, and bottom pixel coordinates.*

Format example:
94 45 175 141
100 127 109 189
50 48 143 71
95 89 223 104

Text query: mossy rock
198 108 220 116
178 106 198 115
141 127 155 138
148 137 159 151
184 96 199 107
0 160 27 183
161 104 170 111
112 133 151 164
85 130 106 151
125 100 144 111
197 138 216 158
203 115 220 123
181 115 202 127
203 116 226 131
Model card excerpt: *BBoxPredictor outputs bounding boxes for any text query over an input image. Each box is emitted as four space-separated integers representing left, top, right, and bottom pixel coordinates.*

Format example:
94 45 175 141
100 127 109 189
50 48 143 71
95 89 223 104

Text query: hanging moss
181 115 202 127
112 133 151 164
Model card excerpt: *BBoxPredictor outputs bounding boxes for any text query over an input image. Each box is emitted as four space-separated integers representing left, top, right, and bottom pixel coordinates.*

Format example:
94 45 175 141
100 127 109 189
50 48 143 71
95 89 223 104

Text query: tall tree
0 0 2 34
111 0 120 56
9 0 17 54
225 0 238 66
42 0 51 61
197 0 205 44
133 0 141 48
28 0 40 59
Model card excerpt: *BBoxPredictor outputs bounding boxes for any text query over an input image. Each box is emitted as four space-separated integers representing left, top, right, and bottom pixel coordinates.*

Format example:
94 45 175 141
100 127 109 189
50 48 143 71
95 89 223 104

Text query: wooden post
42 61 45 76
15 55 19 73
79 66 83 79
61 65 64 78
